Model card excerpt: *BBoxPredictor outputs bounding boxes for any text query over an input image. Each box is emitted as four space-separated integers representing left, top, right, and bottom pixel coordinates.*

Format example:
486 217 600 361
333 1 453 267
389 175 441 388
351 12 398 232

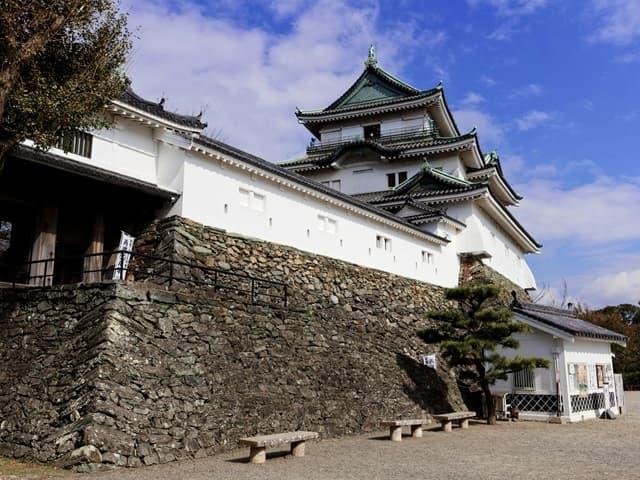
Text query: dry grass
0 457 70 479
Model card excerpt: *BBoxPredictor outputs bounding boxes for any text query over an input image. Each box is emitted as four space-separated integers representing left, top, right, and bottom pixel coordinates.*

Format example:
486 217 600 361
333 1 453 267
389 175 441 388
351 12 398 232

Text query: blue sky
123 0 640 307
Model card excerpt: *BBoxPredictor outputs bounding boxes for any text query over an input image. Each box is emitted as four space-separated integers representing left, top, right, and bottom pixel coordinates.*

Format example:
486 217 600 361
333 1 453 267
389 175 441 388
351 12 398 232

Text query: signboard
112 231 135 281
614 374 625 414
422 354 437 370
596 364 605 388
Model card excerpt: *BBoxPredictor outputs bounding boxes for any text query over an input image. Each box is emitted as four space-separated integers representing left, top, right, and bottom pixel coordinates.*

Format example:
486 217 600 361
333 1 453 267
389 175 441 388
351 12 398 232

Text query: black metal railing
8 250 288 307
306 124 438 154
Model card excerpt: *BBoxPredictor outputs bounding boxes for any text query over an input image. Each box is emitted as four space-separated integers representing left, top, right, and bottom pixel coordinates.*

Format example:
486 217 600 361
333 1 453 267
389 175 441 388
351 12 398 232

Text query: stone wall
0 216 527 470
0 284 119 462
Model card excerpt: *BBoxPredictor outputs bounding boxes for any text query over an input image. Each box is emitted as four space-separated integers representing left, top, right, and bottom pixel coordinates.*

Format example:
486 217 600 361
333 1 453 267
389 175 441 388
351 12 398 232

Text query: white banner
423 354 437 369
113 231 135 281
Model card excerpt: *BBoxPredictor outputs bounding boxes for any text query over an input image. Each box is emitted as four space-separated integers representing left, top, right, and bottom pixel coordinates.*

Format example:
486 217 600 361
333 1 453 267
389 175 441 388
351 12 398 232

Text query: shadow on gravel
367 433 422 441
226 450 292 464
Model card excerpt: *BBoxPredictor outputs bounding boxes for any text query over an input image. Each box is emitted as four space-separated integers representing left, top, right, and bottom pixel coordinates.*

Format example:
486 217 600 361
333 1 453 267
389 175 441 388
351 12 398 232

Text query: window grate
55 130 93 158
513 368 536 391
506 393 560 413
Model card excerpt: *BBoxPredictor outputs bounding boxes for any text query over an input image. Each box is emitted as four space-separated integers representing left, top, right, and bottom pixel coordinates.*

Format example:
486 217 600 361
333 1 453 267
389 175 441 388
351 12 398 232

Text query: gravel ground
92 392 640 480
5 393 640 480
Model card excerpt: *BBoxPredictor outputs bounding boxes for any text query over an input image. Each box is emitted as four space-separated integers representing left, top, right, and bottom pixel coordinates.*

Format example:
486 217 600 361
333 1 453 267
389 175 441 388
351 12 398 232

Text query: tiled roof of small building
120 88 207 130
512 301 628 343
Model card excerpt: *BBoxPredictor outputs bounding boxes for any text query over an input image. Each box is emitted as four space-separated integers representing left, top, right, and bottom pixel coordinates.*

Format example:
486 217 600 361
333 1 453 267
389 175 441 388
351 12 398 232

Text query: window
251 193 265 212
317 215 337 234
55 130 92 158
421 250 433 264
239 188 250 207
320 179 341 191
238 188 265 212
363 123 381 139
513 367 535 391
386 171 408 188
376 235 391 252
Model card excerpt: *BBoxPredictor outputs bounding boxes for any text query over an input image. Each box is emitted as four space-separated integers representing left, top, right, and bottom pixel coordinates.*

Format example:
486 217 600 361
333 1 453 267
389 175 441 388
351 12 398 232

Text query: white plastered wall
173 150 461 287
447 203 536 289
562 338 615 421
492 330 556 395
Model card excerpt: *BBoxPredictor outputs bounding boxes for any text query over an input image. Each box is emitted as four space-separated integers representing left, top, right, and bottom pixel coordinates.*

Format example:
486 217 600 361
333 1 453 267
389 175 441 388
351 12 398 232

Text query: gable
335 71 408 108
325 65 422 111
395 166 475 195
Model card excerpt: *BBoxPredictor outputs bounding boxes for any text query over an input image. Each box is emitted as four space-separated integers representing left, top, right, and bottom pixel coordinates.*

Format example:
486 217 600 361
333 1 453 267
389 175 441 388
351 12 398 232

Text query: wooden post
442 421 452 432
390 426 402 442
83 211 104 283
249 446 266 464
290 440 305 457
411 425 423 438
460 419 469 429
29 205 58 286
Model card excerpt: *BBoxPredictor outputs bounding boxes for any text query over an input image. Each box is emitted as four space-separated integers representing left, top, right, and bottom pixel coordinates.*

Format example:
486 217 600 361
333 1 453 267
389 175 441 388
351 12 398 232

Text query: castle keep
0 50 543 469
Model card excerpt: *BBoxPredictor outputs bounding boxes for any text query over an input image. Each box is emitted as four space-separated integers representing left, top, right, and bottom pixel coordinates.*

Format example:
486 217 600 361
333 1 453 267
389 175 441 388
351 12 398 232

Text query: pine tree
420 285 549 424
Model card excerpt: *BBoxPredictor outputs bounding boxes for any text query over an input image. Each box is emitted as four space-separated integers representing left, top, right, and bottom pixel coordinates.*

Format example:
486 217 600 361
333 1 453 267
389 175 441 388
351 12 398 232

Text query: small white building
492 300 627 423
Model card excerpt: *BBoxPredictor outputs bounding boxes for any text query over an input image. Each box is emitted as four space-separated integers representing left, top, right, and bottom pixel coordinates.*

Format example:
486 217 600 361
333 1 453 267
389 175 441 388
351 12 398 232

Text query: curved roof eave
467 167 521 205
428 88 460 137
113 88 207 132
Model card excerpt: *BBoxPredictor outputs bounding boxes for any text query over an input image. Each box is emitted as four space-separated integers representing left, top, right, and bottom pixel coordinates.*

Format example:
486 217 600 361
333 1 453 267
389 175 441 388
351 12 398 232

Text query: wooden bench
431 411 476 432
239 431 319 464
381 419 430 442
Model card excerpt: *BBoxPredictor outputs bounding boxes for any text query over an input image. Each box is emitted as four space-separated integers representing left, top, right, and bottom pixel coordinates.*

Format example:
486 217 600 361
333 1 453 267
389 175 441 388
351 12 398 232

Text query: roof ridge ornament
365 43 377 67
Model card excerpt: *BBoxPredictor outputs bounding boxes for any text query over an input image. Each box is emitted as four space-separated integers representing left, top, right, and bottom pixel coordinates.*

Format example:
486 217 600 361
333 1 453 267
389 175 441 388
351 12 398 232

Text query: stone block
102 452 128 466
56 445 102 469
83 425 135 456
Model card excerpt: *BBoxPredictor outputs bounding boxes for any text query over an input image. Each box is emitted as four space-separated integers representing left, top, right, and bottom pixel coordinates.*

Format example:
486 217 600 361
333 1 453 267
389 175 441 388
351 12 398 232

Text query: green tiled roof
279 133 477 171
326 65 421 110
297 57 437 119
393 164 474 194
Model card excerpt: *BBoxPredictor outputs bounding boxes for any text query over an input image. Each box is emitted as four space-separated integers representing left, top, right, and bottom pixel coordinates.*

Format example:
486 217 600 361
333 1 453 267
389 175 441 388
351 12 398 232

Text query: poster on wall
576 363 589 397
113 231 135 281
596 364 605 388
605 364 614 384
588 364 597 390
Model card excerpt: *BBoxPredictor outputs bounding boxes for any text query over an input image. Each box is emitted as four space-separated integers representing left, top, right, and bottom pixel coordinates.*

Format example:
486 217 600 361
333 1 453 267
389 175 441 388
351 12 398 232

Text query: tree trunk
0 139 17 165
481 381 497 425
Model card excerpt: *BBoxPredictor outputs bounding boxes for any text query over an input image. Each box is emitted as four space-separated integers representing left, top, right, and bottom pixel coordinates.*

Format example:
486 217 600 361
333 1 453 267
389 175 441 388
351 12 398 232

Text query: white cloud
270 0 308 17
516 176 640 245
467 0 549 16
453 108 505 147
461 92 486 105
123 0 440 161
580 268 640 306
515 110 552 130
509 83 543 98
480 74 497 87
590 0 640 46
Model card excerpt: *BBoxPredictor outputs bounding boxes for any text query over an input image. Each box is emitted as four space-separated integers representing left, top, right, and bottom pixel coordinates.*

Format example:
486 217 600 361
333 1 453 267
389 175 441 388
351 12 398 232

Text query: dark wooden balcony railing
6 250 288 307
306 124 438 154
